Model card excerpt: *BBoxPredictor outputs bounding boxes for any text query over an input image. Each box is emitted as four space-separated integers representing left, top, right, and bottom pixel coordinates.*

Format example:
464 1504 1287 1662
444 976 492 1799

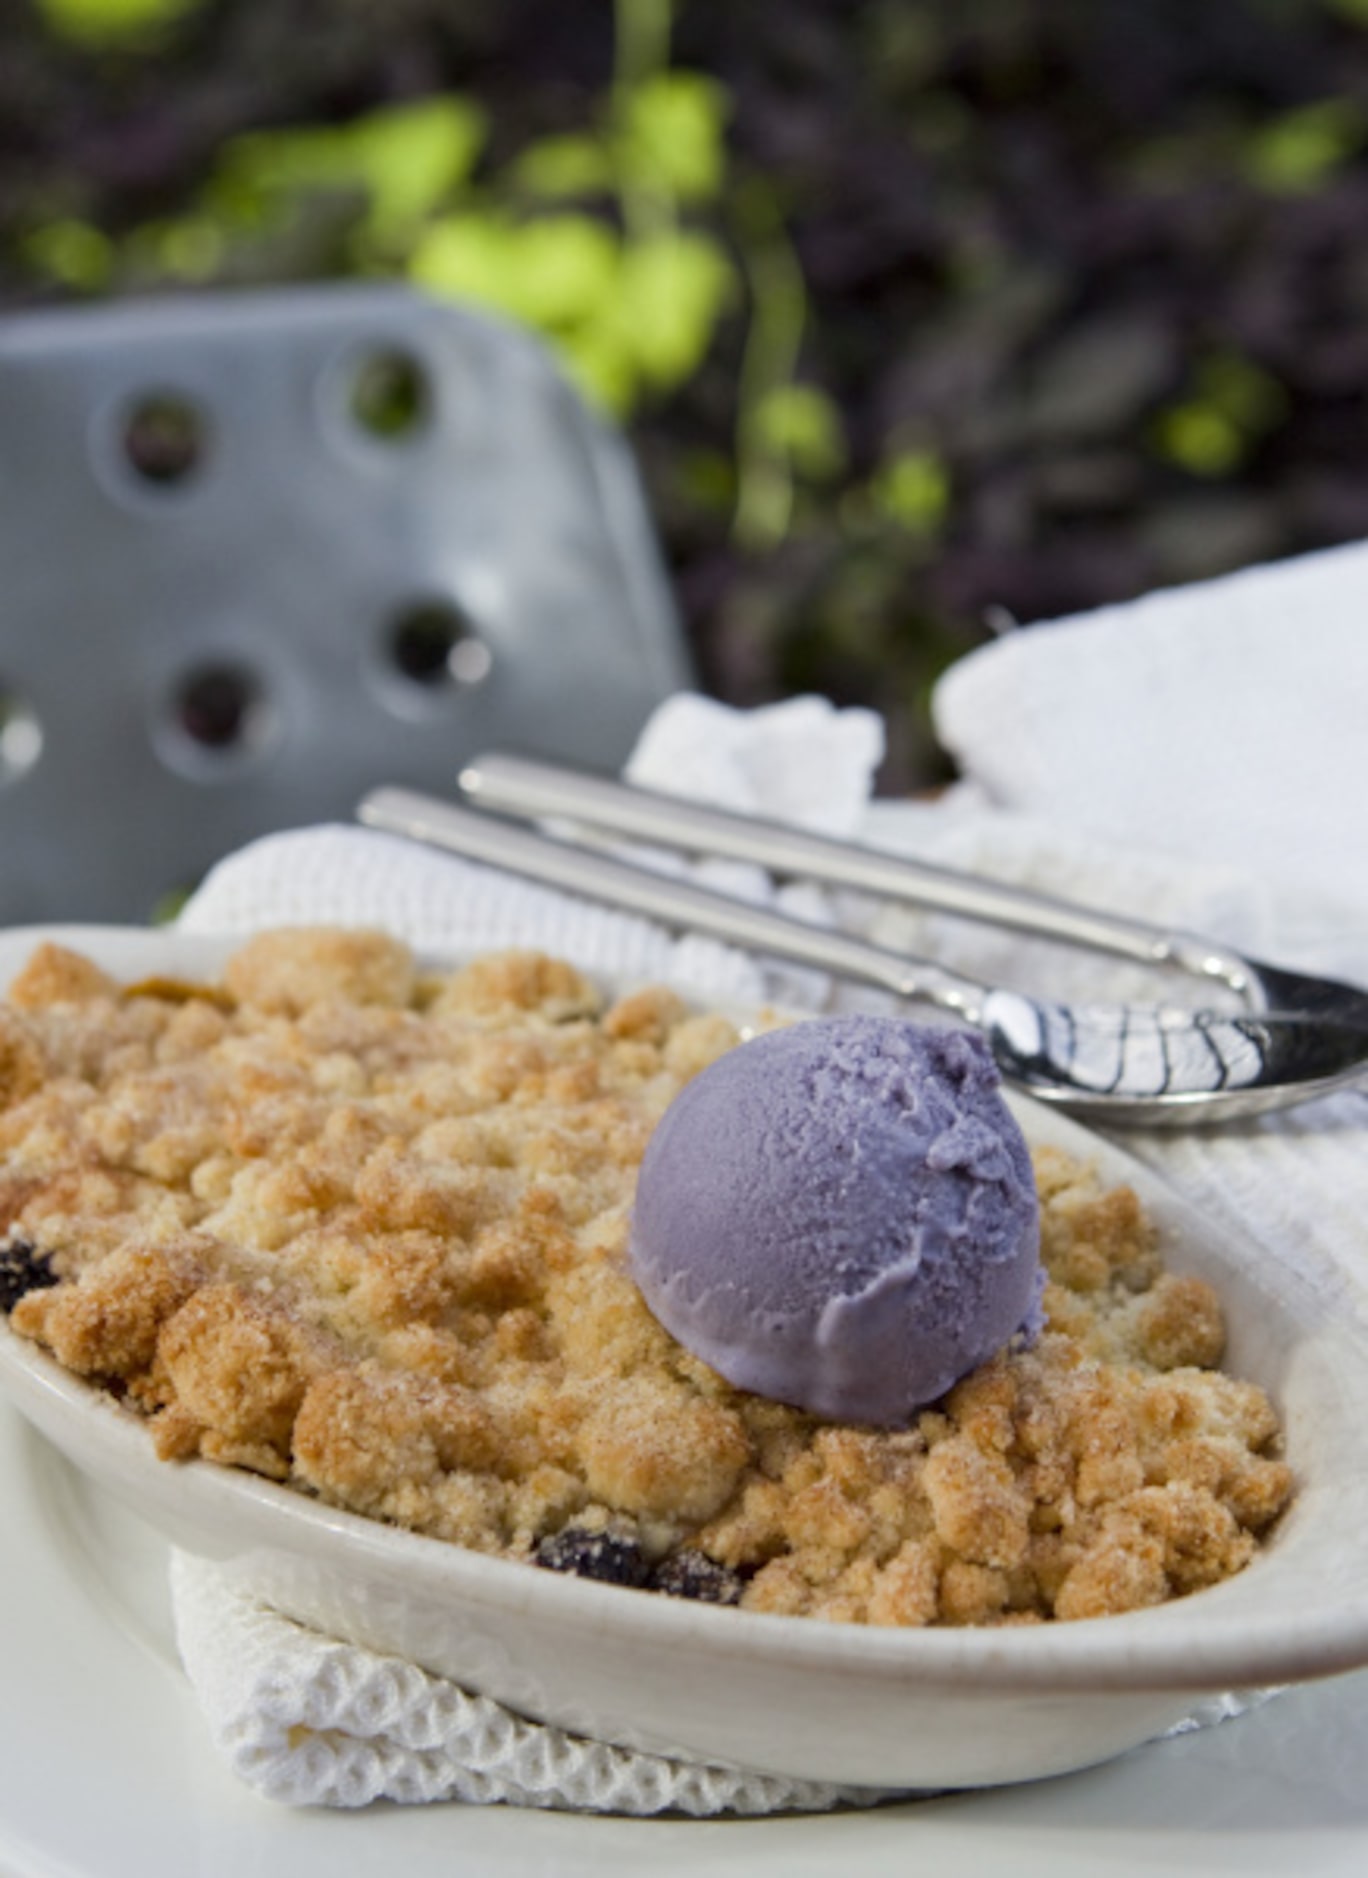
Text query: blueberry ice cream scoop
628 1017 1043 1426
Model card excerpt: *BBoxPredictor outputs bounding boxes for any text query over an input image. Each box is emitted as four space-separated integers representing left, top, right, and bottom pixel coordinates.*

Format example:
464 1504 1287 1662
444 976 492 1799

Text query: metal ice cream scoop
358 757 1368 1127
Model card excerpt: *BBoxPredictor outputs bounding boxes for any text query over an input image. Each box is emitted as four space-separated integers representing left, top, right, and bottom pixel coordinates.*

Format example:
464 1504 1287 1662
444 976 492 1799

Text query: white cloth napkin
170 550 1368 1808
924 542 1368 1319
931 536 1368 908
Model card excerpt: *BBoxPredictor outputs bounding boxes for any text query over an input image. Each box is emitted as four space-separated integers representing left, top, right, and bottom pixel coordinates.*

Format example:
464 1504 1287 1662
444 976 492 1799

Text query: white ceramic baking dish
2 923 1367 1792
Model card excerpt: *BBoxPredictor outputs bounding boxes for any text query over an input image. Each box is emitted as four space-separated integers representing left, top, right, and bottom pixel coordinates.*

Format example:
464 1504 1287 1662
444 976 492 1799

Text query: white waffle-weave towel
167 1553 888 1814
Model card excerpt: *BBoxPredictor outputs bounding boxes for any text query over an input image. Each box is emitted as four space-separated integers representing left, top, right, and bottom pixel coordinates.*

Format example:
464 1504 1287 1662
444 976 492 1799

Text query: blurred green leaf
555 325 639 415
616 72 730 202
750 384 848 481
223 97 485 237
23 219 112 290
1154 404 1245 476
409 209 632 413
33 0 200 46
353 98 487 234
513 134 615 199
407 214 523 312
1153 351 1286 477
505 215 621 324
611 228 734 387
219 126 374 219
871 450 951 533
410 211 620 328
1245 97 1363 192
151 216 225 280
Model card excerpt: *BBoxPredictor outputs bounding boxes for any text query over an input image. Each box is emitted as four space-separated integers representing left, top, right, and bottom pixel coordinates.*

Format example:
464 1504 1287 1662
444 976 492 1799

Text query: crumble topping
1 929 1292 1625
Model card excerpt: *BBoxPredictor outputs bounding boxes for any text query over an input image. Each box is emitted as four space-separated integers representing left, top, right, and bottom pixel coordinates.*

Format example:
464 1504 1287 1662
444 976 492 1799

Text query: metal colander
0 284 691 925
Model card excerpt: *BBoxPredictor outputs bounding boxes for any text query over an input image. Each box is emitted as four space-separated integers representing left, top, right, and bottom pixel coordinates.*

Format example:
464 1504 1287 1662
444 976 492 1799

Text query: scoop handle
358 786 988 1020
458 751 1247 991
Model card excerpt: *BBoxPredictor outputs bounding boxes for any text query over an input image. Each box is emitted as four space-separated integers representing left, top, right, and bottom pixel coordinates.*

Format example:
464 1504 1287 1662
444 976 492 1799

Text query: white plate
7 1412 1368 1878
3 924 1368 1797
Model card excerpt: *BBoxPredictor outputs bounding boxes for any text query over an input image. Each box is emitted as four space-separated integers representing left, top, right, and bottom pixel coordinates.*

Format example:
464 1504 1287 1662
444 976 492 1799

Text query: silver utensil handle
359 786 989 1020
459 751 1247 991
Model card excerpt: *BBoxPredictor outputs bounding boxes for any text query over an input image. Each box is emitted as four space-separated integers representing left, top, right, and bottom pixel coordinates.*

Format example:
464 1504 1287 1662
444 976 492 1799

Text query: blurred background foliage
5 0 1368 787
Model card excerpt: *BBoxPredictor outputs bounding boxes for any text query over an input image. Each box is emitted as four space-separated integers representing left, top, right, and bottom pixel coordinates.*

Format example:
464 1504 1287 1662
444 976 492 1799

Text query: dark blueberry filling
533 1527 745 1604
0 1239 59 1316
533 1528 652 1587
650 1550 745 1605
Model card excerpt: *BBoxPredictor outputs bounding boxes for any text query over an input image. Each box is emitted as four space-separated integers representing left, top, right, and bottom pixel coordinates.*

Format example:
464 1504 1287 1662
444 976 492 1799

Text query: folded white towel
168 1553 884 1814
932 537 1368 907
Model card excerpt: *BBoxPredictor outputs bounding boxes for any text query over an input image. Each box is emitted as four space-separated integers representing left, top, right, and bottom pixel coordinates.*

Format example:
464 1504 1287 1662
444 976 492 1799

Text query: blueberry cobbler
0 930 1292 1625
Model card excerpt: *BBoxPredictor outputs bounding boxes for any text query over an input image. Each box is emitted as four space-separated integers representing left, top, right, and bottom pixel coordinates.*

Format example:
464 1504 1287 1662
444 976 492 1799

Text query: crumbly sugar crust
1 930 1292 1626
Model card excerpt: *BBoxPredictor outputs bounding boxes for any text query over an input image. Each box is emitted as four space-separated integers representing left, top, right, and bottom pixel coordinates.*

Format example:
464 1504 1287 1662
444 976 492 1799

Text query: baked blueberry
651 1550 744 1605
533 1527 652 1587
0 1240 59 1316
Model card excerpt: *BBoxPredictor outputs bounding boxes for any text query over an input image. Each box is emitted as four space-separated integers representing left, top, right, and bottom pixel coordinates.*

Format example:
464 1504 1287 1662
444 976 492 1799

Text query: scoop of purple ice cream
628 1017 1043 1426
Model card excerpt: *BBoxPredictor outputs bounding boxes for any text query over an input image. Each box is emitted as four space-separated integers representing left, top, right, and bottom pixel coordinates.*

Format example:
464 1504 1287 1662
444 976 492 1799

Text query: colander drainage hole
122 392 207 487
388 601 492 690
349 350 429 442
171 663 269 754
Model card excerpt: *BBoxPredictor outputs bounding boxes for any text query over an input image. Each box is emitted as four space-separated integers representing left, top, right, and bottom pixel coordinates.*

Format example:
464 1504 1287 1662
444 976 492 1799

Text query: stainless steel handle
458 751 1248 993
357 784 1368 1122
359 786 989 1020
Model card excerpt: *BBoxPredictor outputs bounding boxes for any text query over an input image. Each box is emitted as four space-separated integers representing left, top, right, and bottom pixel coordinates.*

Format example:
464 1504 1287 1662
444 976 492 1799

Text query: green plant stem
612 0 675 242
731 184 807 551
614 0 672 93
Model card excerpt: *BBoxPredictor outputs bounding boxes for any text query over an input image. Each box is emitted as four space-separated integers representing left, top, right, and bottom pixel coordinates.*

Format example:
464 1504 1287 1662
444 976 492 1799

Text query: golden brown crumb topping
1 929 1292 1624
